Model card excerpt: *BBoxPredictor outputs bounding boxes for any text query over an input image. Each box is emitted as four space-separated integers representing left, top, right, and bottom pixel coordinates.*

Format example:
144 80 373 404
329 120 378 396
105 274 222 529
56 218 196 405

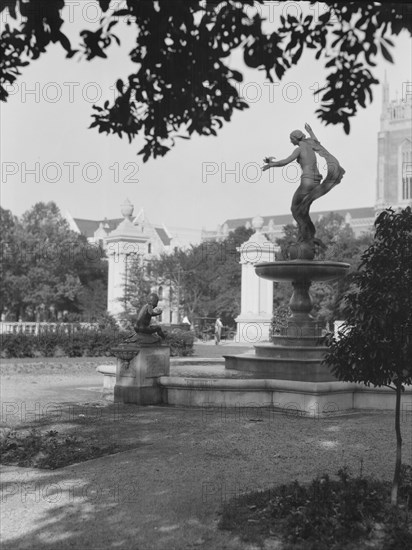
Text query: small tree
119 255 152 325
324 207 412 505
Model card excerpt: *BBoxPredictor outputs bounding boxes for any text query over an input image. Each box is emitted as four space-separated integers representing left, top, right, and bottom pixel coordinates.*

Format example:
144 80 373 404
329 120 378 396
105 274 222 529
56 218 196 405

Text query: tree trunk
391 381 403 506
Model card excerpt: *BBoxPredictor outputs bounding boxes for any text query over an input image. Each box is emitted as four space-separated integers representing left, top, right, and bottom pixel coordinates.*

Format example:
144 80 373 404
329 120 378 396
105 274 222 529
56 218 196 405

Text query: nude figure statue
262 123 345 259
123 293 166 344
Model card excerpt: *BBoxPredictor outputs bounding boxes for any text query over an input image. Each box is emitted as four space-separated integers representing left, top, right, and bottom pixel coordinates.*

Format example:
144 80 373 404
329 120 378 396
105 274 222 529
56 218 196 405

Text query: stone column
235 216 277 343
105 199 150 318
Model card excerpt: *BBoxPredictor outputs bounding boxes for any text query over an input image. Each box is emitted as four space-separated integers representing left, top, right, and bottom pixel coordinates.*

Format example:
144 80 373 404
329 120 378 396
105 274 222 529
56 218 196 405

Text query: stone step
255 343 328 360
224 354 337 382
271 335 326 347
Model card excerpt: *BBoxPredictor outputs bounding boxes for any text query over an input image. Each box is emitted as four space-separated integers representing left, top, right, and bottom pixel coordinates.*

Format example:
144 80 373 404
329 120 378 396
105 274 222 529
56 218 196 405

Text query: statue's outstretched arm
304 123 319 142
262 147 300 171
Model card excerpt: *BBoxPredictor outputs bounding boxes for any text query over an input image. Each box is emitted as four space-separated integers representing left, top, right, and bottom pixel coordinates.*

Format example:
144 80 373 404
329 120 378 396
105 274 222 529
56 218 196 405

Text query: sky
1 1 411 231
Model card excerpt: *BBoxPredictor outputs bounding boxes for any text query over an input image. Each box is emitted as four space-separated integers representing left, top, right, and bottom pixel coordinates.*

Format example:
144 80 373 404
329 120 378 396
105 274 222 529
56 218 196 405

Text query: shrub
165 328 195 356
96 312 119 330
0 327 194 357
0 333 35 358
0 428 118 469
0 329 123 358
220 467 412 550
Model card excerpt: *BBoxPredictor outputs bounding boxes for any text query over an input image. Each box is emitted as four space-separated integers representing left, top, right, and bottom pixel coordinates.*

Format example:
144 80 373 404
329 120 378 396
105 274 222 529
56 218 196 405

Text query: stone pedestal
113 343 170 404
227 261 350 384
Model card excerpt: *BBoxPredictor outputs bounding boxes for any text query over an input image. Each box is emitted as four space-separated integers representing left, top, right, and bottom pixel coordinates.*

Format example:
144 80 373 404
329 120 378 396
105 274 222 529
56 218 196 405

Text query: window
148 243 152 254
402 150 412 200
158 286 163 300
399 142 412 202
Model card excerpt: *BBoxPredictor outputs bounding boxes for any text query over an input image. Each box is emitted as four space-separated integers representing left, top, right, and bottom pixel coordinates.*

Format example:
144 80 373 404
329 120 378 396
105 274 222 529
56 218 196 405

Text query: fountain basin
255 260 350 282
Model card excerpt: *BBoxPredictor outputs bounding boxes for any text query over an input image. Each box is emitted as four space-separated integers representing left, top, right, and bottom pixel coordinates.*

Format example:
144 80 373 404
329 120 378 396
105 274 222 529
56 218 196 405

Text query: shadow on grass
219 467 412 550
1 459 157 550
1 401 172 549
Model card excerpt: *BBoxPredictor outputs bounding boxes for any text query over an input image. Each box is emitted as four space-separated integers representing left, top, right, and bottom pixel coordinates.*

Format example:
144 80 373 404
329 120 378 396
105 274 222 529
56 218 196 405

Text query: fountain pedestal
224 261 350 383
112 341 170 404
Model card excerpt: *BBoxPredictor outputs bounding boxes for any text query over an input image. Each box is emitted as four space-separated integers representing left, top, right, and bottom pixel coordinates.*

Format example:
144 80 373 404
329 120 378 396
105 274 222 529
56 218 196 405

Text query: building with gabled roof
65 201 203 256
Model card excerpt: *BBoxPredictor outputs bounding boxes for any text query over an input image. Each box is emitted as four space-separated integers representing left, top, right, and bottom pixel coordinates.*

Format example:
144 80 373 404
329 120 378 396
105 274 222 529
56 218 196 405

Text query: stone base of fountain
224 339 335 382
112 342 170 405
157 375 412 417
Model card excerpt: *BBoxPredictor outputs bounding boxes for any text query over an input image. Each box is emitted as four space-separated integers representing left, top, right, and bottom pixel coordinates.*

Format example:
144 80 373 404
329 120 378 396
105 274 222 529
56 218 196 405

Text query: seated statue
124 293 166 344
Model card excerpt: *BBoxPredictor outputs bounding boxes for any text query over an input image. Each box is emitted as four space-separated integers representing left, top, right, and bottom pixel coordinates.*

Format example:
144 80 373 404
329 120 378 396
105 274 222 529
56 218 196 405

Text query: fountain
225 124 349 380
105 125 412 415
225 260 349 382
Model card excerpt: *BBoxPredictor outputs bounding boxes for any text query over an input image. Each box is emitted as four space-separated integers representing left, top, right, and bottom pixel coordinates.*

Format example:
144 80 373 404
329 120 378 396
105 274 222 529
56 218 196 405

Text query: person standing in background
214 317 223 345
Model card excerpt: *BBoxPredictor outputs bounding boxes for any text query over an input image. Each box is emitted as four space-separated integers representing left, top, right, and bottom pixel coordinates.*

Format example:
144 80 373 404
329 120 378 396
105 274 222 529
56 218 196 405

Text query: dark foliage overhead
1 1 411 160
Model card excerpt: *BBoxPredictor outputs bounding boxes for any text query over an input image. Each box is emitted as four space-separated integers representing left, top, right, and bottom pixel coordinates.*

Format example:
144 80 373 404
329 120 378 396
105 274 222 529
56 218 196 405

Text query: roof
73 217 173 246
73 218 123 238
154 227 172 246
223 207 375 230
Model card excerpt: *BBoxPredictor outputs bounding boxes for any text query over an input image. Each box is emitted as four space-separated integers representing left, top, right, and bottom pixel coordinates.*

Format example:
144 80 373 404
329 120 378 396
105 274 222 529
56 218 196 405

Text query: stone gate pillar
235 216 277 343
106 199 150 317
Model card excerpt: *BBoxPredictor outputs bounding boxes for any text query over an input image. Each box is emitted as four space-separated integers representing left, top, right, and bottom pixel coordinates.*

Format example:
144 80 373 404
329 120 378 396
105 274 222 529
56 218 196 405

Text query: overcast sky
1 1 411 230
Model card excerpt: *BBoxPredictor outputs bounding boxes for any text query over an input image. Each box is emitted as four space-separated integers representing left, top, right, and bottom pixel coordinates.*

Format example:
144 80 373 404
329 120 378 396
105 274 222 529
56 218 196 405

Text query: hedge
0 328 194 358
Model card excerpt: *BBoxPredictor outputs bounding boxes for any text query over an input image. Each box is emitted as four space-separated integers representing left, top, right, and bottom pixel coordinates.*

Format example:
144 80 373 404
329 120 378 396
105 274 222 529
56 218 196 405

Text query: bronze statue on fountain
262 123 345 260
258 124 349 340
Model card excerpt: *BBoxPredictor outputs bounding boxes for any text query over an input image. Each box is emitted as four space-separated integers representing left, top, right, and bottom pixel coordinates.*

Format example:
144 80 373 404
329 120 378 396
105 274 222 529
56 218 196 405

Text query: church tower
375 75 412 212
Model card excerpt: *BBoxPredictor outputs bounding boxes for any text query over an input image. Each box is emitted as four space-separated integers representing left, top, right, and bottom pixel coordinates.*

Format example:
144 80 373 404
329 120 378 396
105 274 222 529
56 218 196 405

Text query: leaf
292 46 303 65
57 32 72 54
274 64 285 80
381 36 394 47
231 70 243 82
358 89 366 108
113 9 130 17
380 42 393 63
343 118 350 134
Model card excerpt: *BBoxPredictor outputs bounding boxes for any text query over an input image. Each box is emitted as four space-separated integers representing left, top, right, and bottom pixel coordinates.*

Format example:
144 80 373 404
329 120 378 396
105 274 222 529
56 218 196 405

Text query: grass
220 466 412 550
